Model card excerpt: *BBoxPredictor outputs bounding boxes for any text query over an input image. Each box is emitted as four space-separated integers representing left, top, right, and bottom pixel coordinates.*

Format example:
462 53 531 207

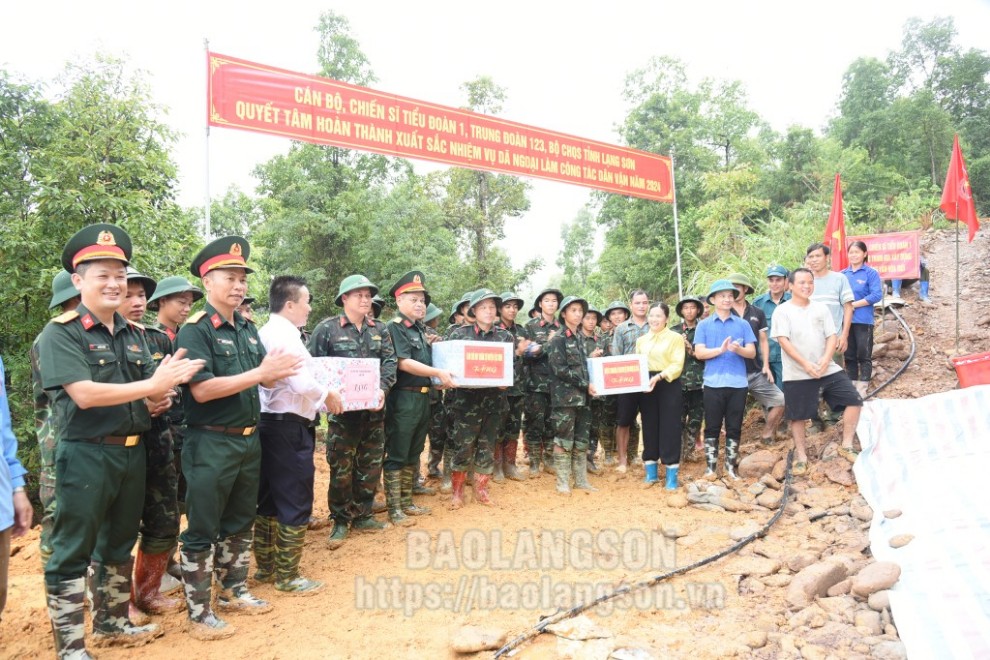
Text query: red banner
847 231 920 280
463 345 506 379
602 360 644 389
208 52 673 202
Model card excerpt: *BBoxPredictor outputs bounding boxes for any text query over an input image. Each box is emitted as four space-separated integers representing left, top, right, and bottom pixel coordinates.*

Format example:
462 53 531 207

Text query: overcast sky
4 0 988 287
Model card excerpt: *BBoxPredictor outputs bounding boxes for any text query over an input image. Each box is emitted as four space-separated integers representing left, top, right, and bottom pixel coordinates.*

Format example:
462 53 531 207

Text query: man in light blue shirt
2 354 33 620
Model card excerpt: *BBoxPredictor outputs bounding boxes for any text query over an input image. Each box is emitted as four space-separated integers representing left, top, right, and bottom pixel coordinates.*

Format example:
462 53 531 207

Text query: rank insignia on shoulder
186 311 207 325
210 314 222 329
53 310 79 324
80 314 95 330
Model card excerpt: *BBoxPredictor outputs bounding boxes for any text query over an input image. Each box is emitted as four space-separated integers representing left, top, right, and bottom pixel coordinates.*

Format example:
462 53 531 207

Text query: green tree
556 207 597 295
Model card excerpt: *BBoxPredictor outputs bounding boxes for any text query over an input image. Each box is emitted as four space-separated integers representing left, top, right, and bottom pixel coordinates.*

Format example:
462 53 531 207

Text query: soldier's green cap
336 274 379 307
424 303 442 323
706 279 741 304
469 288 502 311
448 295 469 324
147 276 203 311
62 223 132 272
675 295 705 318
372 295 385 319
190 236 254 278
498 291 524 309
766 264 789 278
534 287 564 309
125 266 157 299
585 306 603 323
558 295 588 320
604 300 631 319
727 272 755 296
48 270 80 310
389 270 430 306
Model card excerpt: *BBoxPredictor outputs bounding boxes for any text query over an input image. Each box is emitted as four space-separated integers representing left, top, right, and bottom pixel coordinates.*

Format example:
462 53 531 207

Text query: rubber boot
133 547 184 614
891 279 902 298
47 577 94 659
543 447 556 475
554 450 571 495
643 461 660 484
920 280 931 302
703 437 718 479
274 523 323 595
503 439 525 481
474 473 495 505
92 560 163 647
180 547 235 641
630 422 643 466
665 464 680 491
492 445 506 484
527 443 542 477
724 438 741 481
252 515 277 583
427 446 443 479
439 446 454 494
412 461 435 495
327 519 348 550
450 471 467 509
401 465 431 515
572 452 598 492
586 451 601 475
384 469 415 526
215 532 273 615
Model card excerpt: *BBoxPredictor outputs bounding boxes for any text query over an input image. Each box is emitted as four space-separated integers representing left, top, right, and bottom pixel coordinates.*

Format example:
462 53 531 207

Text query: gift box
307 356 381 412
432 340 514 388
587 354 649 395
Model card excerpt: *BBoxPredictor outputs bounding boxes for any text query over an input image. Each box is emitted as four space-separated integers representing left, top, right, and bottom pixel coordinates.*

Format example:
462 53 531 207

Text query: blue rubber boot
919 280 931 302
643 461 659 484
891 279 902 298
664 465 679 491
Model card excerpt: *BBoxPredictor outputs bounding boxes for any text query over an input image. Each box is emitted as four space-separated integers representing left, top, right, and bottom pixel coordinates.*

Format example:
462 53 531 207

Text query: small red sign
847 231 921 280
602 360 643 389
463 345 506 379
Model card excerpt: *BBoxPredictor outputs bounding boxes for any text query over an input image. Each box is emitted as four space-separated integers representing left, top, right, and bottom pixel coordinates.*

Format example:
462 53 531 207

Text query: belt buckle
125 435 140 447
420 386 429 394
242 426 255 436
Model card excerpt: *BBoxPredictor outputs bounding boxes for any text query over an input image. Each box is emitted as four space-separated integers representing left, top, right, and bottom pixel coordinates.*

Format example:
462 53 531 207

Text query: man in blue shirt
694 281 756 480
1 355 34 621
753 265 792 388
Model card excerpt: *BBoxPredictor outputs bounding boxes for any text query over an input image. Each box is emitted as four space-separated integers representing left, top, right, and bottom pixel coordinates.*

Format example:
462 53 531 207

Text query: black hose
866 304 916 399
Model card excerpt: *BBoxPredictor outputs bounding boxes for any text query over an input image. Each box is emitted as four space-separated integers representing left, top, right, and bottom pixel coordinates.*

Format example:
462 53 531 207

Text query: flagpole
955 200 960 354
671 147 683 300
204 38 212 240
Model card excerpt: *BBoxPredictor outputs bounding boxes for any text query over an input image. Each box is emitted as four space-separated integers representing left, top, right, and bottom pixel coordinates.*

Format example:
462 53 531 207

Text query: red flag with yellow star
941 135 979 242
824 173 848 271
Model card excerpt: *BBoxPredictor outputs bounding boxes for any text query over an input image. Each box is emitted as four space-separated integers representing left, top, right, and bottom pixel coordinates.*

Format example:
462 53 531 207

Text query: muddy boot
401 465 431 515
91 560 163 648
554 450 572 495
427 446 443 479
703 437 718 480
503 440 525 481
47 577 94 659
450 471 467 509
326 519 348 550
384 469 414 526
474 473 495 505
543 448 556 475
252 515 277 583
527 443 542 477
586 451 601 475
181 548 235 641
572 452 598 492
351 515 388 533
412 461 435 495
630 422 643 466
492 445 506 483
439 446 454 494
215 532 273 615
133 547 184 614
680 428 695 462
274 523 323 595
724 438 741 480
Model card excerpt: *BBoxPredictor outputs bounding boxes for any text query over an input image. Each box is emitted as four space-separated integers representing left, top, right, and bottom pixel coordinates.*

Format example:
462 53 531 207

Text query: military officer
40 224 203 657
521 287 563 475
672 296 706 461
235 296 255 322
175 236 302 640
494 291 527 482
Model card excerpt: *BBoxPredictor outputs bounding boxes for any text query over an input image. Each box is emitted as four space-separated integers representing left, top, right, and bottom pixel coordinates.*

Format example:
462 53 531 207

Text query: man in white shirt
255 276 340 594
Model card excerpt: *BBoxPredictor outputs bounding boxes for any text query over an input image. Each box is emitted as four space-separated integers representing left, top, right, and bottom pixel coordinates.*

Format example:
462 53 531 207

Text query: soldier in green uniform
40 224 204 657
175 236 303 640
32 271 80 568
447 290 512 507
436 292 472 493
493 291 527 483
548 296 599 495
672 296 706 461
579 306 606 473
307 274 397 550
521 287 563 475
383 272 455 525
371 295 385 321
422 303 444 484
595 301 629 467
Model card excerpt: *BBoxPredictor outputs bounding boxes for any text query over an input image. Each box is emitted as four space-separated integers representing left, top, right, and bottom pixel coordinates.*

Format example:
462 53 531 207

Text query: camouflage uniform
521 316 561 472
425 324 446 479
672 320 704 461
307 314 397 527
548 324 596 492
581 331 603 461
31 334 57 566
494 318 526 480
592 330 618 462
156 322 189 509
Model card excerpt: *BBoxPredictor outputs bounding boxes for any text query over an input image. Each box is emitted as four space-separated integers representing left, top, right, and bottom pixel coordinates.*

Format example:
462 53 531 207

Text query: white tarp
855 385 990 660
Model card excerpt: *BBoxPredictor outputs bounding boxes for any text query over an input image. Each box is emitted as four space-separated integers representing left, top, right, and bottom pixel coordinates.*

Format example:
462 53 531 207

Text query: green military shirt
547 327 590 408
176 302 266 427
522 317 562 394
38 304 155 439
597 330 613 357
671 321 704 390
307 314 398 393
388 312 433 390
496 320 527 397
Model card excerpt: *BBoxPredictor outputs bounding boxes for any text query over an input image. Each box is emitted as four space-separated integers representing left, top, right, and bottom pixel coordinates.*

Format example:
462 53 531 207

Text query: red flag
824 173 848 271
940 135 979 242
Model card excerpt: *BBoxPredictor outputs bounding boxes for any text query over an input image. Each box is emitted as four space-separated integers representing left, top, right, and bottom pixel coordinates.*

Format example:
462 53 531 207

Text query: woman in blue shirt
841 241 883 397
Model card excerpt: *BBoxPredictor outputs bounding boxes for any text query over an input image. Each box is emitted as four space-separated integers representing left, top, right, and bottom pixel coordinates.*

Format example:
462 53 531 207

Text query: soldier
447 290 512 508
32 271 80 568
548 296 599 495
580 306 606 474
422 303 445 483
437 291 473 493
235 296 255 322
176 236 302 640
752 265 791 390
596 301 629 467
672 296 706 461
40 224 203 657
384 272 455 525
494 291 527 483
308 275 397 549
447 294 471 331
371 295 385 321
612 290 650 472
521 287 563 475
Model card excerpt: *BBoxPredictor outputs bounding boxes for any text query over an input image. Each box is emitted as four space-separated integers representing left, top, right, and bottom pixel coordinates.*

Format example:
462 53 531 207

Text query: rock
826 578 851 596
762 574 792 588
610 647 658 660
797 487 847 510
787 551 819 573
788 603 827 628
785 501 805 515
556 636 616 659
717 496 756 513
756 490 782 510
883 509 902 519
799 644 829 660
450 625 507 652
742 631 767 649
772 459 787 481
546 614 612 641
850 500 874 522
747 482 766 496
725 557 781 577
884 624 898 637
666 492 688 508
759 473 781 490
739 577 766 594
676 534 701 547
729 521 763 541
851 562 901 598
872 640 908 660
889 534 914 549
868 590 890 612
704 484 729 497
854 609 883 635
825 463 856 486
817 595 857 621
786 560 849 610
660 524 687 539
738 450 777 478
691 503 727 513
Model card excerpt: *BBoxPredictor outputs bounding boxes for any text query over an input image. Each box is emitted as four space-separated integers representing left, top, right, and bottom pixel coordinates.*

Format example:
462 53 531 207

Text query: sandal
792 461 808 476
838 446 859 464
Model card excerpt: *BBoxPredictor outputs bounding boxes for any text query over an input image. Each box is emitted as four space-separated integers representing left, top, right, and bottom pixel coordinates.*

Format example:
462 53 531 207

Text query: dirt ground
2 226 986 659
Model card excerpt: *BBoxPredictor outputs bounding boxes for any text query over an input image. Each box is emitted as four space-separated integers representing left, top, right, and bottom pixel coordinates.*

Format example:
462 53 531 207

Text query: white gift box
307 356 381 412
587 354 649 395
431 340 514 388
